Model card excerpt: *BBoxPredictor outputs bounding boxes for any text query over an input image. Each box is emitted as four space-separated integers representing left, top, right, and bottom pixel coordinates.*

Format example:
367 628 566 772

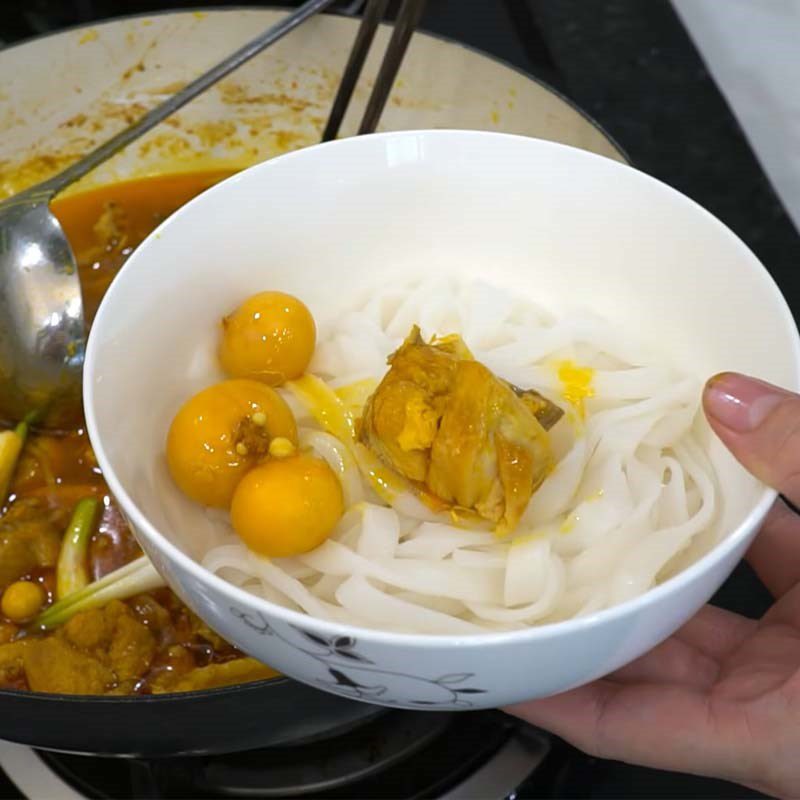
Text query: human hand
508 372 800 798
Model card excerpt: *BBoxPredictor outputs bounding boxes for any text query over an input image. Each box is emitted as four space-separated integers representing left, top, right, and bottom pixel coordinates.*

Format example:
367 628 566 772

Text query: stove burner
196 711 452 796
34 711 535 799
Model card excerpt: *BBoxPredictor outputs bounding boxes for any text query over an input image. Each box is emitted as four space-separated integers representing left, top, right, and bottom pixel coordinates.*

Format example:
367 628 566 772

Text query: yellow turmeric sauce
556 360 595 419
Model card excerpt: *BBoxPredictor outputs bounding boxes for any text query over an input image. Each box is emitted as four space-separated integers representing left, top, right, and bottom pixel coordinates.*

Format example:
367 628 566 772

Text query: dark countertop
0 2 792 797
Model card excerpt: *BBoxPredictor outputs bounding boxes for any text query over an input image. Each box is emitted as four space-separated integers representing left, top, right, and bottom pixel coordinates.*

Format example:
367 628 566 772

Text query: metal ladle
0 0 337 430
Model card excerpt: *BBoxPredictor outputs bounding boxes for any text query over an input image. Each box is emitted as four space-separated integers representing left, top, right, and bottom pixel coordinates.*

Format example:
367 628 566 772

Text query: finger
610 635 718 688
763 582 800 630
746 499 800 597
703 372 800 508
672 604 757 659
607 606 753 689
506 680 758 786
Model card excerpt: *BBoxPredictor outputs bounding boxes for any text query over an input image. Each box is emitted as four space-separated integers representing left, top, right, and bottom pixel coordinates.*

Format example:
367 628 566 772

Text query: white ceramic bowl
84 131 800 710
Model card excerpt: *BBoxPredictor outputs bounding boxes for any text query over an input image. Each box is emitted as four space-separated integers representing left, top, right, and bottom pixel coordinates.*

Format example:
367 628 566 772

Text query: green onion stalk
0 414 35 507
36 556 165 631
56 497 101 599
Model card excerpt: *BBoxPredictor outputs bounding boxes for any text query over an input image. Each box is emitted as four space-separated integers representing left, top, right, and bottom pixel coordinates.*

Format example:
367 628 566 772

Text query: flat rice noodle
385 279 456 338
564 478 662 588
202 544 251 574
335 575 484 634
594 412 665 460
299 540 504 604
643 403 699 448
460 280 526 346
451 548 507 569
664 438 723 568
396 523 495 559
392 590 467 617
361 286 411 330
572 452 632 514
246 553 360 624
554 455 630 556
272 557 317 580
522 438 588 526
470 552 564 622
308 573 345 602
553 497 622 557
504 536 551 606
357 504 400 560
300 428 364 508
586 380 696 450
592 367 673 400
657 456 690 528
608 441 716 603
573 585 610 617
216 566 254 588
623 453 664 507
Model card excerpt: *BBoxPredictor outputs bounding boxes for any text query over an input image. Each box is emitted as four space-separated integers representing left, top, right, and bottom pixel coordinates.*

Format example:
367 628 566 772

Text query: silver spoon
0 0 336 430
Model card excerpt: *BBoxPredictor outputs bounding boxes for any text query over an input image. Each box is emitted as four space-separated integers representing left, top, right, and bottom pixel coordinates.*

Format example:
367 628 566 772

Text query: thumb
703 372 800 506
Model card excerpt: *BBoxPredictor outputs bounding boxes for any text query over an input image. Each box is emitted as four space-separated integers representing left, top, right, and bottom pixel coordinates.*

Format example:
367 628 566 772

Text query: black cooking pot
0 679 382 757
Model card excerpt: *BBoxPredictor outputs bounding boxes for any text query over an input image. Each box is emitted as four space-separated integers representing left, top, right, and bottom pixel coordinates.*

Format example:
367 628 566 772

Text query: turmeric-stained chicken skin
359 326 564 531
0 499 65 588
0 594 278 694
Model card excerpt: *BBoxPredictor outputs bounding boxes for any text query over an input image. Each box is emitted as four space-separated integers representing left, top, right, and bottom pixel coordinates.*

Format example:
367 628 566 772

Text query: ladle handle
33 0 338 199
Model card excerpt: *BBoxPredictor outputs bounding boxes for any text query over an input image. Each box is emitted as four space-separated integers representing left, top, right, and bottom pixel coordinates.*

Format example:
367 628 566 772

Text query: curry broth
0 171 280 694
54 171 233 323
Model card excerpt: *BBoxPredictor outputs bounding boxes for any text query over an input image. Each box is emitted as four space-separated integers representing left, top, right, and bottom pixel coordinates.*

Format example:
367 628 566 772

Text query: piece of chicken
359 327 563 532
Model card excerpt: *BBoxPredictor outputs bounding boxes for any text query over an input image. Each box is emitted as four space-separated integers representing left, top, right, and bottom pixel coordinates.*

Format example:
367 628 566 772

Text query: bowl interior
85 131 800 589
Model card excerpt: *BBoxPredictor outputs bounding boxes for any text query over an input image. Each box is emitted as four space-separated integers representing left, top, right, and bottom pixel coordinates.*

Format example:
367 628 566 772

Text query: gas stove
0 707 770 799
0 712 554 799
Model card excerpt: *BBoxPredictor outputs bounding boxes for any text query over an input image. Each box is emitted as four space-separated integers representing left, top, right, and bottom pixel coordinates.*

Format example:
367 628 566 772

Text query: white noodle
335 576 484 635
200 278 720 634
299 429 364 508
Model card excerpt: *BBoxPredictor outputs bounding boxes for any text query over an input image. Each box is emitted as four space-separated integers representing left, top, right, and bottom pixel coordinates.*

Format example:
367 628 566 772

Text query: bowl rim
84 128 800 647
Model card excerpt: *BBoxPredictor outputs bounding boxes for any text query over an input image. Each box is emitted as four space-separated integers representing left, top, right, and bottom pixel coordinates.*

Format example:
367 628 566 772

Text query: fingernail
704 372 788 432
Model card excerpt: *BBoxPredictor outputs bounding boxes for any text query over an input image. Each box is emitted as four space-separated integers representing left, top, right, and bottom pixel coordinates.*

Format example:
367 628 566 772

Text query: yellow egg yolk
219 291 316 386
166 379 297 508
230 453 344 558
2 581 45 623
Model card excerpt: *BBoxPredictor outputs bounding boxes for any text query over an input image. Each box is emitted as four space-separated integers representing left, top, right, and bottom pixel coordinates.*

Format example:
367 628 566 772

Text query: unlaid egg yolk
1 581 45 623
218 291 316 386
230 453 343 558
166 379 297 508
